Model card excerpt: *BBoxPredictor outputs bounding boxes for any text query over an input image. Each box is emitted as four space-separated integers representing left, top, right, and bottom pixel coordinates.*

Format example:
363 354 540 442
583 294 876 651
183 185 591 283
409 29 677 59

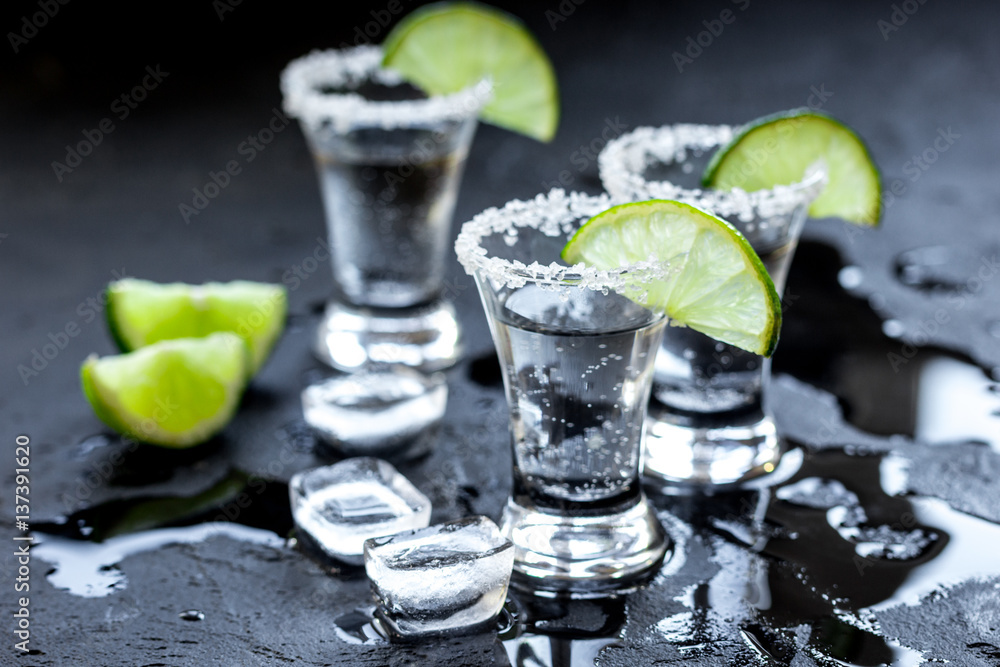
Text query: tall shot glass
599 124 825 488
281 46 490 372
456 190 672 596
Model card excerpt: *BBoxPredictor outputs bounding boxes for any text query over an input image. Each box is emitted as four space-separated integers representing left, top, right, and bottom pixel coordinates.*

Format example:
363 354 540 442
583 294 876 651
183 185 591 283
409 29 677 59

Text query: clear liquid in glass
493 285 664 515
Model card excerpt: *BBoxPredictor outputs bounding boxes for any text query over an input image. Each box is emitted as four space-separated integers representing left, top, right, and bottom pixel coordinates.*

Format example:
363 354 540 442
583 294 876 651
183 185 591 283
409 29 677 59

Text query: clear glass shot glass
281 46 490 372
456 189 673 596
599 124 825 489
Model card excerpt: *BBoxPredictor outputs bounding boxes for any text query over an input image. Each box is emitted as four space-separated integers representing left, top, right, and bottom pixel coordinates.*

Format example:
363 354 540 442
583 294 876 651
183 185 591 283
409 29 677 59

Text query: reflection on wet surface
776 241 1000 449
31 472 293 597
505 445 996 666
893 245 986 293
29 239 1000 664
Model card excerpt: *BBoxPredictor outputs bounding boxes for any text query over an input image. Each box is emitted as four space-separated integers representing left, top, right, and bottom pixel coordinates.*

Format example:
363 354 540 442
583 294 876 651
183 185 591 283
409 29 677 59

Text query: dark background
3 0 1000 665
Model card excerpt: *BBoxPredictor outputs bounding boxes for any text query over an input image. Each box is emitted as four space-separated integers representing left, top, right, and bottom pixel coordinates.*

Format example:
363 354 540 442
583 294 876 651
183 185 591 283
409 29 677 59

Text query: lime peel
562 199 782 357
704 108 882 226
382 1 559 142
81 333 250 448
106 278 287 375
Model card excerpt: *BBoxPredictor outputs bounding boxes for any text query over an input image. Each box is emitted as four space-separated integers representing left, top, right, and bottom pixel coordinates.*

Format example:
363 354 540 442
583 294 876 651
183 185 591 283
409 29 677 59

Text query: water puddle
31 470 292 597
643 445 1000 666
775 241 1000 450
34 524 285 598
500 595 626 667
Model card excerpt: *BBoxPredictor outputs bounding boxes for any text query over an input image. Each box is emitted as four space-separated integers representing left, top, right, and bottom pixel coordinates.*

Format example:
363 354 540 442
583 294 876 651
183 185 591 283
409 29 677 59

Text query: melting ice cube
289 458 431 565
302 367 447 461
364 516 514 639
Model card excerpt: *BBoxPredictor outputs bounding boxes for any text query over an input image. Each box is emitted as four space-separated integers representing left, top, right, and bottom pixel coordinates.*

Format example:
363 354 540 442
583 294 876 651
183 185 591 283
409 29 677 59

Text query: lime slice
106 279 287 375
81 333 250 448
562 200 782 356
382 1 559 142
703 109 881 225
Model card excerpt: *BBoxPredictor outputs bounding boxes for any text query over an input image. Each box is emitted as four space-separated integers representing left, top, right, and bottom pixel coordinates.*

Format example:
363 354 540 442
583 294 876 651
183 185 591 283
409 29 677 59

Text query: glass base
313 299 462 373
642 406 784 489
500 495 668 598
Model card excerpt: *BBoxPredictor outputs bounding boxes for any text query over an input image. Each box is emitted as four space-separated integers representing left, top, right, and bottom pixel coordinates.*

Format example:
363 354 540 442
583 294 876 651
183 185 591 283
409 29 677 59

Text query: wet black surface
3 0 1000 664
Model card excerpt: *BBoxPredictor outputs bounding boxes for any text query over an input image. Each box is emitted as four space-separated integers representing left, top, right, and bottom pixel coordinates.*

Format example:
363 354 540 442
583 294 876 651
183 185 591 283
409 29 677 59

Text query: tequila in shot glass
281 46 490 372
456 190 672 595
600 124 824 488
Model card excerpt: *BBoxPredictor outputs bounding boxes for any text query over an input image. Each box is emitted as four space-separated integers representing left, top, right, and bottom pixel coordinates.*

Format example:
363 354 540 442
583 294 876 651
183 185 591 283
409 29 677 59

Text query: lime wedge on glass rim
562 200 782 357
81 332 250 448
106 279 287 376
381 1 559 142
703 109 882 225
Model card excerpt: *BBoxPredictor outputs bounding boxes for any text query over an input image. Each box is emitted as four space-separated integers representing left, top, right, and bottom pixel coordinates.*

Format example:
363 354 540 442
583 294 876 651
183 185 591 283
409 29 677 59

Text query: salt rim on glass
598 123 827 223
279 45 493 134
454 188 683 304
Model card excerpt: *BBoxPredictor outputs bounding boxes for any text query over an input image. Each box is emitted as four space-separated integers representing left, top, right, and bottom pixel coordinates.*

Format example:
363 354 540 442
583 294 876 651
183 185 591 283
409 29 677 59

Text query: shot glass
456 189 672 596
281 46 490 372
599 124 824 488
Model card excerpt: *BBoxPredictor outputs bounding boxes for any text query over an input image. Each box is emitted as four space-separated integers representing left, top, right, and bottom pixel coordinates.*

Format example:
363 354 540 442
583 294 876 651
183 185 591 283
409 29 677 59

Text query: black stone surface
2 0 1000 665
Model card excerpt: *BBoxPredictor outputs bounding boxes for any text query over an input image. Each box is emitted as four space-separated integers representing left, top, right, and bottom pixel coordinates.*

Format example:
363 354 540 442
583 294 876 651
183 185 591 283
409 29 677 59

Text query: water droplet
838 266 864 290
179 609 205 621
75 434 112 460
882 319 906 338
894 245 975 292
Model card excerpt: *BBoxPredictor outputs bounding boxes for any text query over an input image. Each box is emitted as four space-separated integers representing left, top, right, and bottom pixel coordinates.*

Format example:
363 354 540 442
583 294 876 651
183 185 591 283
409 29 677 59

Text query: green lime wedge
703 109 882 225
562 200 782 356
106 279 287 375
81 333 250 448
382 1 559 142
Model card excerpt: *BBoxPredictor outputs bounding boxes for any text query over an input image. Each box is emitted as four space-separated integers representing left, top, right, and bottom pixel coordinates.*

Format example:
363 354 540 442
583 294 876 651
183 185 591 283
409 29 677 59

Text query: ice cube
289 458 431 565
364 516 514 639
302 367 447 461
